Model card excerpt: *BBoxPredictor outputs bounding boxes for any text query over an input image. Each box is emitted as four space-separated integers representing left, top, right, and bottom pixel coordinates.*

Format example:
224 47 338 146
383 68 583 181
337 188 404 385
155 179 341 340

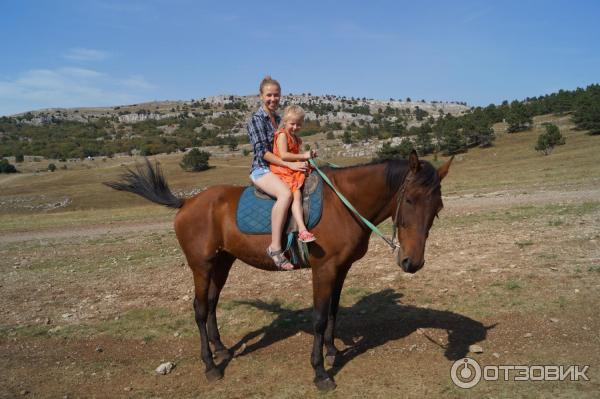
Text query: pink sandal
298 230 316 243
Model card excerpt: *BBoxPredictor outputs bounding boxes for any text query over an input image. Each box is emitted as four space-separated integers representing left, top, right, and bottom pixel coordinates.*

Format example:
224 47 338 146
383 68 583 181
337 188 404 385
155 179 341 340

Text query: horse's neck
330 163 403 225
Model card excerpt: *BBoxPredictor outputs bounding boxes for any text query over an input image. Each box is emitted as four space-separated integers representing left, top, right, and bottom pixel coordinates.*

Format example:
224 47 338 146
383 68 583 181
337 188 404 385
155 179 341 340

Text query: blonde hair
259 75 281 94
282 105 305 122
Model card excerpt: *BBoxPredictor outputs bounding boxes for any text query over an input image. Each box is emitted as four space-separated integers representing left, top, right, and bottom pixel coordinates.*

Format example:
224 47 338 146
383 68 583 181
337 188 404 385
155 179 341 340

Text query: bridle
389 170 413 251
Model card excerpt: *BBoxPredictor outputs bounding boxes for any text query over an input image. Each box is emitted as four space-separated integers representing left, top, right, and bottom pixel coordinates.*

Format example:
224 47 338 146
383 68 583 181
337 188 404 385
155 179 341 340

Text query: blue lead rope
308 159 398 249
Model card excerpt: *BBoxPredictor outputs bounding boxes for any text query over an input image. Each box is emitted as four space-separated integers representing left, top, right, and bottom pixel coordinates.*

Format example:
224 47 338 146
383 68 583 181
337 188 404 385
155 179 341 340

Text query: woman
246 76 308 270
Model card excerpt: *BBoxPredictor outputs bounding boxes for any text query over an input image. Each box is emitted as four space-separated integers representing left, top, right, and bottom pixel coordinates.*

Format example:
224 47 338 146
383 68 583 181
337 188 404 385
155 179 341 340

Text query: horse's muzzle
398 257 424 274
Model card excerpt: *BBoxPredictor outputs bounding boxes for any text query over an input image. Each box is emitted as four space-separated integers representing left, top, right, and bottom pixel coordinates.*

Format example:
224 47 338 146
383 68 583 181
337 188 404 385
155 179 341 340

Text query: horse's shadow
219 289 493 376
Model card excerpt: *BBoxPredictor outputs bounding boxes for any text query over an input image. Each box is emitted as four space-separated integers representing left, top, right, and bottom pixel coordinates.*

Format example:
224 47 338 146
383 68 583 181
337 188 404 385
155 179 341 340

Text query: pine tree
572 84 600 135
461 110 495 148
375 140 414 161
434 115 465 155
506 100 533 132
415 123 434 155
442 129 466 155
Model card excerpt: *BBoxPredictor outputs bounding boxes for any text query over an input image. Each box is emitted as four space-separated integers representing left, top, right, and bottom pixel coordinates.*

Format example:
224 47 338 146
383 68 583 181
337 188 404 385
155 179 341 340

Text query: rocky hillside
12 94 469 132
0 94 469 160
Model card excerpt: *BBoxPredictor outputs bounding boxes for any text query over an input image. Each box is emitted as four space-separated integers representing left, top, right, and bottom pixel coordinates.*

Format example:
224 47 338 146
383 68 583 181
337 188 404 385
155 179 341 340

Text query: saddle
236 173 323 235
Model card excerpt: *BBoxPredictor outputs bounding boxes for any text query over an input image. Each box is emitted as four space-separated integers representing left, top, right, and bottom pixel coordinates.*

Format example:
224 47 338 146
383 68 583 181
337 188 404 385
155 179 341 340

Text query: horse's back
174 185 245 252
185 184 244 208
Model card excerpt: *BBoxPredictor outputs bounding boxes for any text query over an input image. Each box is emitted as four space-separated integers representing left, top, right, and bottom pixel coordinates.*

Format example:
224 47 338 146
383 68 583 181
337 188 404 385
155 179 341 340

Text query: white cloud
63 48 110 62
59 67 106 78
14 69 66 91
121 75 156 90
0 67 157 116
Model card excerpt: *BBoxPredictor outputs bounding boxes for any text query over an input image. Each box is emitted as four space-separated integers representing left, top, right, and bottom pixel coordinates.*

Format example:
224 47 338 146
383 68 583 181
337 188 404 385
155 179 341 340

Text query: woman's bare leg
253 173 292 251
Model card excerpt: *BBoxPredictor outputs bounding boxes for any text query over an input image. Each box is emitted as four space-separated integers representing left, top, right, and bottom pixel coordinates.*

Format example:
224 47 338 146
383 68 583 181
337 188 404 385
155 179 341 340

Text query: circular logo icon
450 357 482 389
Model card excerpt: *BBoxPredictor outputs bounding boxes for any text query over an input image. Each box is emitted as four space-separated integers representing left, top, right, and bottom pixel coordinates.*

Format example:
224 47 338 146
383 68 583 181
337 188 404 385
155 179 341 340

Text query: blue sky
1 0 599 116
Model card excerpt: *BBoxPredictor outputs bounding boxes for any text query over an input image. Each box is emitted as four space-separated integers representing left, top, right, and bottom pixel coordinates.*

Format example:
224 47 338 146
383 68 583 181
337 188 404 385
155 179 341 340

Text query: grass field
1 114 599 398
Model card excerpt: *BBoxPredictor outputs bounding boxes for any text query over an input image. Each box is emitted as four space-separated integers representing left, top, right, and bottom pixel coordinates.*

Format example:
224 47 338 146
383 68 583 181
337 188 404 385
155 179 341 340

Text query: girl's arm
264 148 308 171
276 134 311 161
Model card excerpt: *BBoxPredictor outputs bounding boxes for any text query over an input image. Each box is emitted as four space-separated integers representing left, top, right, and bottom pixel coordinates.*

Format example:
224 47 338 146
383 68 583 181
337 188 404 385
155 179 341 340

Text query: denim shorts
250 166 271 183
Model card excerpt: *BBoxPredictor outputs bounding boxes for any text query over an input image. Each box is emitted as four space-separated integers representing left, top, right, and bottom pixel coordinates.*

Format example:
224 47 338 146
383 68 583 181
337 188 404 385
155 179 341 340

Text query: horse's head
394 150 452 273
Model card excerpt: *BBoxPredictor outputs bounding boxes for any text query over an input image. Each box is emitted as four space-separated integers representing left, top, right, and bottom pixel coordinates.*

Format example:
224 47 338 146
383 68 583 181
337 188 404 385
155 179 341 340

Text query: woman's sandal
298 230 316 243
267 247 294 271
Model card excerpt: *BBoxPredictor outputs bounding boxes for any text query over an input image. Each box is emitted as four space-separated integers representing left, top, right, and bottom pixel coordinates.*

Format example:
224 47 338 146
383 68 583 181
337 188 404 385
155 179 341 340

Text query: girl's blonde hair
282 105 305 122
259 75 281 94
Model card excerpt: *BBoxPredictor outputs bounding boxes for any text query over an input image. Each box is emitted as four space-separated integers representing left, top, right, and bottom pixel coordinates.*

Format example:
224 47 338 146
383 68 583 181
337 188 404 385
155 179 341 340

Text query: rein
308 159 411 251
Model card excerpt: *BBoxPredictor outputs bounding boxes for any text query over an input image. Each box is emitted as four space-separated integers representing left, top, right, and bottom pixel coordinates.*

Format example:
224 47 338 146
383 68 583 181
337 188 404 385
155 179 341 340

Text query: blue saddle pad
236 175 323 234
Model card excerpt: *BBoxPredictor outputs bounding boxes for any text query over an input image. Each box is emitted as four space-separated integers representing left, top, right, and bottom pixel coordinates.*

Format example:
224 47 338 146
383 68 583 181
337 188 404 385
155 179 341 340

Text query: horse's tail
104 158 184 209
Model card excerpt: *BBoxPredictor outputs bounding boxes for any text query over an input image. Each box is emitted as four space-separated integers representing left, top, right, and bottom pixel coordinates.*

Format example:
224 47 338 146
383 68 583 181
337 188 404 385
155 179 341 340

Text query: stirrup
267 247 294 271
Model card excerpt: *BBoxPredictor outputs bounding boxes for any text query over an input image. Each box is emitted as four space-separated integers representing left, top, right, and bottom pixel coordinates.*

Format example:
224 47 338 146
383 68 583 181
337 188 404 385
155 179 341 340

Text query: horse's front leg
192 267 222 382
324 265 350 367
311 266 337 391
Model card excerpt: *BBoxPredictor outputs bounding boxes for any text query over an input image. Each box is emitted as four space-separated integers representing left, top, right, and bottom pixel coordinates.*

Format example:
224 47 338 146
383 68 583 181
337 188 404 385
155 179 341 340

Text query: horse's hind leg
207 253 235 363
324 265 350 367
191 263 223 382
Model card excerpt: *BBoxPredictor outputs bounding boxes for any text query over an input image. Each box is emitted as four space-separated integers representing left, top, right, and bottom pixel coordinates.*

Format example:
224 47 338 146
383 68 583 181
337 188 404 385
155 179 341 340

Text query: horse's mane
322 158 440 195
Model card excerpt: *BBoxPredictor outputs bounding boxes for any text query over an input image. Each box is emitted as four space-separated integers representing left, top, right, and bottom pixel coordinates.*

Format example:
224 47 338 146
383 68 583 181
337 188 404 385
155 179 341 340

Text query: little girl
270 105 317 243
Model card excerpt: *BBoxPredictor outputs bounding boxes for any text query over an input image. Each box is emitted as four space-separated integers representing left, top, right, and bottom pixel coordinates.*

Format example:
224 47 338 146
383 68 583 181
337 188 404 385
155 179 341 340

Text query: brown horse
105 150 452 391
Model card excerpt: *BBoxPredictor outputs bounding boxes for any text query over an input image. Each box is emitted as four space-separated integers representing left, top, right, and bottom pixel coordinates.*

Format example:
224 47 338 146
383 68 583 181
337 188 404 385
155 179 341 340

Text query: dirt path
0 221 172 244
444 187 600 213
2 186 598 244
0 173 29 186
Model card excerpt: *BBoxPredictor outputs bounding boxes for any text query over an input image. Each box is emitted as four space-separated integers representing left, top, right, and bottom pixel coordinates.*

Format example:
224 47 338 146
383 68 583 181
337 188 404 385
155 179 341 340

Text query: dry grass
1 114 600 398
440 115 600 194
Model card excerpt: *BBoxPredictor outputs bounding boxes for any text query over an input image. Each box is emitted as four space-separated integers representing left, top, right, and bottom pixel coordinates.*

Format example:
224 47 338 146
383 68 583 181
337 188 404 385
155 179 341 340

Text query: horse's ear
409 150 420 174
437 155 454 180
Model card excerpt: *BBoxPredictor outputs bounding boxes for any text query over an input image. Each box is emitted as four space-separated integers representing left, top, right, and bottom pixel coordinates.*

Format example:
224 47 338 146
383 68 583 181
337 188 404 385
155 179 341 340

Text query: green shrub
535 123 565 155
342 130 353 144
0 159 18 173
180 148 211 172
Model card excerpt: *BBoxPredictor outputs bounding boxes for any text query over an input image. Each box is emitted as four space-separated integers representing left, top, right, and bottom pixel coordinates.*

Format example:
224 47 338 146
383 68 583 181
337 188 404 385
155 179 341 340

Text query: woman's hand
286 161 309 172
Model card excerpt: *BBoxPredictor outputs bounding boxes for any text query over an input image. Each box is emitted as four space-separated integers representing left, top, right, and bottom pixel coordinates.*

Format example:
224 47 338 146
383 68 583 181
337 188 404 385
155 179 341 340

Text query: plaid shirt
247 107 281 171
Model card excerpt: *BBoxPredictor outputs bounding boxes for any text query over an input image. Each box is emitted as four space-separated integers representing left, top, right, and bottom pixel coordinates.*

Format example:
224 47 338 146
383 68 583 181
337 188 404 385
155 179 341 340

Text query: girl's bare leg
291 189 308 232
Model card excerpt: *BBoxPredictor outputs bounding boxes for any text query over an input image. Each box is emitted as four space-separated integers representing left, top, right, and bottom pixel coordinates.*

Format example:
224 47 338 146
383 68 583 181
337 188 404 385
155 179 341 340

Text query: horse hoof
205 368 223 383
314 377 336 391
213 349 231 363
325 354 336 367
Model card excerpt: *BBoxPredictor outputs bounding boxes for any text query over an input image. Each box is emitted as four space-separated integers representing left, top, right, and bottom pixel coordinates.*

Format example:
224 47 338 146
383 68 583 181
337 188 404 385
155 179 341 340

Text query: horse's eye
405 198 413 205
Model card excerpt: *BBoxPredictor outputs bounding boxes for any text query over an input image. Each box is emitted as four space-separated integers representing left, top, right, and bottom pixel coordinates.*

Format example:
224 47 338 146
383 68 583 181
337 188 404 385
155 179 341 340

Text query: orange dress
270 128 306 193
